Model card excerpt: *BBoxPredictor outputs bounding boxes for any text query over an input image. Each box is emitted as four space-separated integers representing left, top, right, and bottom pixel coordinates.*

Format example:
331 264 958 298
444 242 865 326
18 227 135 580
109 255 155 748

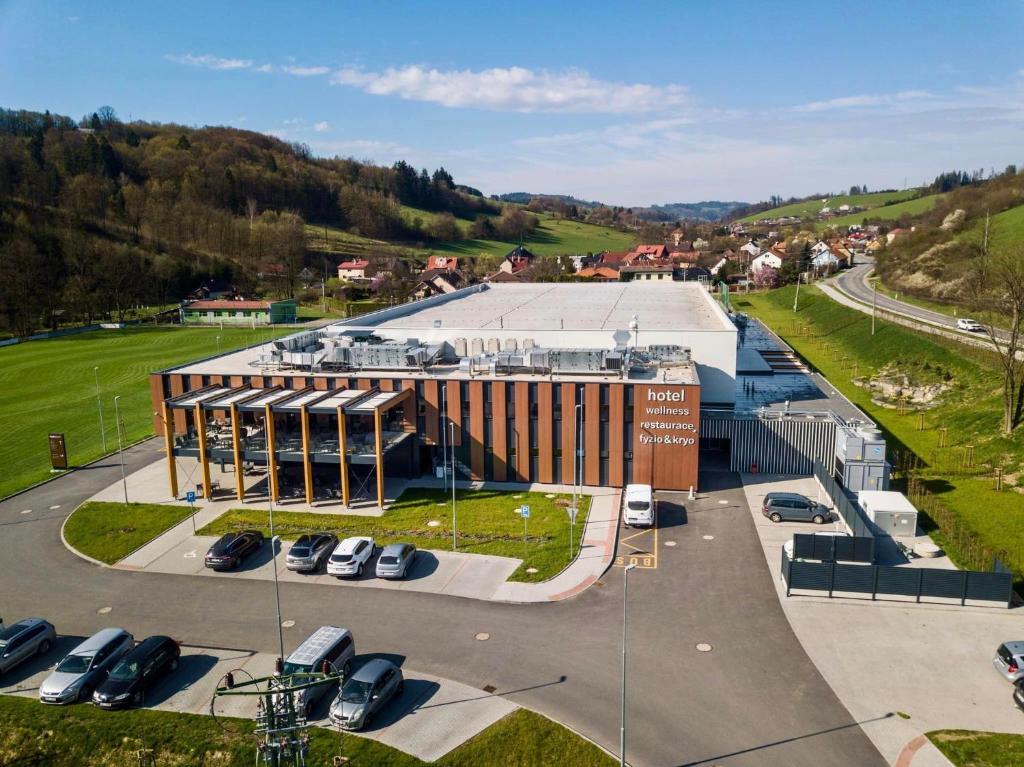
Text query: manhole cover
97 606 112 614
49 504 61 510
717 500 728 506
19 509 31 515
475 632 490 641
526 567 538 573
702 535 715 541
664 540 677 547
696 643 713 652
281 620 295 628
482 684 497 693
427 520 441 527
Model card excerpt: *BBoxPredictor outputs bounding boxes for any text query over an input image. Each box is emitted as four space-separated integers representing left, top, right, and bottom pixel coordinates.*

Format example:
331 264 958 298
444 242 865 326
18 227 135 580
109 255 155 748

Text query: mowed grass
822 193 940 229
739 189 922 222
64 501 194 564
928 730 1024 767
0 326 293 498
737 285 1024 575
198 487 591 582
957 202 1024 252
0 694 614 767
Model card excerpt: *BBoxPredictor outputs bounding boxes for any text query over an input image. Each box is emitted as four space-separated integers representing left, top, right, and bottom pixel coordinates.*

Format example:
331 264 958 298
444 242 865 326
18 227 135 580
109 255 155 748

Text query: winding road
0 441 884 766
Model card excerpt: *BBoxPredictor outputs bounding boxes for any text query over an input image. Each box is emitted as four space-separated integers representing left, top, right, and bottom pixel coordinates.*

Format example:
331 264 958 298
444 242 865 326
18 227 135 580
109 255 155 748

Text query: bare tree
246 198 258 232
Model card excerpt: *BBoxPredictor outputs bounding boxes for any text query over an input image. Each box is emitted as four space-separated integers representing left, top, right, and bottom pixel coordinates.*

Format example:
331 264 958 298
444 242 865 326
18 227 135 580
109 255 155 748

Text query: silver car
328 658 404 730
993 642 1024 683
39 628 133 704
0 618 56 674
375 543 416 579
285 533 339 573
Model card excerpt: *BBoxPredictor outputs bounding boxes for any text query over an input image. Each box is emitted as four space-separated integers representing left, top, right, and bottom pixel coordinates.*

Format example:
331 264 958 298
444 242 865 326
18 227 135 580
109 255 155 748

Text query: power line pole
871 277 878 336
113 395 128 503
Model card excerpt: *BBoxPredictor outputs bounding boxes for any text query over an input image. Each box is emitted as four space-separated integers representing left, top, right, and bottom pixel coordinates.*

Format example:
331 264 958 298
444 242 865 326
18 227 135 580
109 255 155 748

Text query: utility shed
857 490 918 538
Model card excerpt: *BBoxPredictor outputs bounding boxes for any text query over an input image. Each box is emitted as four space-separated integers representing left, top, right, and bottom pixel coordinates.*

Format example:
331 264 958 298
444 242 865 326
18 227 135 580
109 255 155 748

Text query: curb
59 507 112 569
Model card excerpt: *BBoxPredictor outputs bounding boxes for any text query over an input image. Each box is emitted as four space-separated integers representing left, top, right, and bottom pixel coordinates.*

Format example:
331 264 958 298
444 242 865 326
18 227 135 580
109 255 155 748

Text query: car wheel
78 684 92 703
397 680 405 695
37 639 51 656
170 658 179 672
132 690 143 705
769 512 782 523
357 563 363 577
812 514 825 524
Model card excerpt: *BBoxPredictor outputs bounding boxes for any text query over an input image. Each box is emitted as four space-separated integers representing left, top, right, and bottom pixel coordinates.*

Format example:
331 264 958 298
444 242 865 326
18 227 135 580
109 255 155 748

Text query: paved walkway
741 473 1024 767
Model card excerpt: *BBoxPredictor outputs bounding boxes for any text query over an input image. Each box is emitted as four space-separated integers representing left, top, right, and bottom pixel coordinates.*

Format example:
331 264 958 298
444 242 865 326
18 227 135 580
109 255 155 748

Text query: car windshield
56 654 92 674
332 553 353 562
340 678 372 703
627 501 649 511
282 661 312 676
108 658 141 680
379 555 398 565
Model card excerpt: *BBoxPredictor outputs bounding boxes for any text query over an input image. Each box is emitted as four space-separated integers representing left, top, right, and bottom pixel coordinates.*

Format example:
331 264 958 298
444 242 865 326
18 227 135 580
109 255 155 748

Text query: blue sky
2 0 1023 205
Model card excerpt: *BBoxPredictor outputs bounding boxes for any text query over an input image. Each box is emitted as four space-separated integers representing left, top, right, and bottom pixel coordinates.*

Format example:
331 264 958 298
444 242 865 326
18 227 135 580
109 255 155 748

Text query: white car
327 537 377 578
956 318 984 332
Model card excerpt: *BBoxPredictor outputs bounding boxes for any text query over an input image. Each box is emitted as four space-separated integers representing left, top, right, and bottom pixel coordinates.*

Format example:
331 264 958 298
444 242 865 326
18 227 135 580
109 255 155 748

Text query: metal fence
701 414 837 475
781 549 1014 607
813 461 874 538
792 533 874 563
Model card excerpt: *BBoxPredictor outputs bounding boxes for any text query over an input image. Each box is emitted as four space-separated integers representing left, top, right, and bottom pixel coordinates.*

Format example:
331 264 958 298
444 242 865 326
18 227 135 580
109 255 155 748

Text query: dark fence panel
793 533 874 563
814 462 874 538
921 569 967 601
966 571 1015 603
875 567 922 597
832 564 875 594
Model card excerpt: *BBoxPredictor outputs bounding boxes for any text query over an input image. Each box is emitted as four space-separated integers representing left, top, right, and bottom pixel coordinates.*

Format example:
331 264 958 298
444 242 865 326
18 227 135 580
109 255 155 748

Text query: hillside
499 192 746 222
822 193 941 229
738 189 923 223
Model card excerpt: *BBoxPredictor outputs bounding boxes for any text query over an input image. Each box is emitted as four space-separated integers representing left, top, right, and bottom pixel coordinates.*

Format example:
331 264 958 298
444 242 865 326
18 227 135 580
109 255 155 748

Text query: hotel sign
48 433 68 470
633 384 700 490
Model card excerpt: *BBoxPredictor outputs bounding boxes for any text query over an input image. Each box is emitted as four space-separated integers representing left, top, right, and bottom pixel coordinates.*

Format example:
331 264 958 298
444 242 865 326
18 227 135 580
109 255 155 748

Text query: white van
623 484 654 527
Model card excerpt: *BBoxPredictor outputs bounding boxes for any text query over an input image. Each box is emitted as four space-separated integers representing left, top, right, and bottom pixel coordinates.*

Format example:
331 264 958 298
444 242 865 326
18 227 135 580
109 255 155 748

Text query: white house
811 247 839 269
740 241 761 258
709 257 729 275
337 259 370 280
693 237 710 250
751 252 783 273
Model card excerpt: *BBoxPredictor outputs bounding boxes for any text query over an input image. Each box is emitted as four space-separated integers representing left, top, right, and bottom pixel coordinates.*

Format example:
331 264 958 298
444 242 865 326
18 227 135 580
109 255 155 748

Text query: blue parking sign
520 505 530 518
186 490 196 504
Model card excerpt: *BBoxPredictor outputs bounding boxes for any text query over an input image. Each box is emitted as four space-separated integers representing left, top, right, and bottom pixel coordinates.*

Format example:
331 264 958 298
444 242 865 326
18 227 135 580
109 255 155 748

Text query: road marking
97 606 112 614
615 502 659 569
475 632 490 641
695 643 713 652
19 509 32 515
664 541 677 547
281 620 295 628
703 535 715 541
49 505 61 510
184 550 197 559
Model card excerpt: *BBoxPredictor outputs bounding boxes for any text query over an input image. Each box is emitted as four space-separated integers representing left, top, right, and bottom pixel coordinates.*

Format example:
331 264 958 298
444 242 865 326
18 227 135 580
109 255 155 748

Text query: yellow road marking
614 499 659 569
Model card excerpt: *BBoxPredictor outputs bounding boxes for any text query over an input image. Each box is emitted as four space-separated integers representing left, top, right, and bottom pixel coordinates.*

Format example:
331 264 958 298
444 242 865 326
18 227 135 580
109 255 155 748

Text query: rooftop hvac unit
523 338 536 349
504 338 518 351
470 338 484 356
454 337 468 357
487 337 501 353
604 351 624 371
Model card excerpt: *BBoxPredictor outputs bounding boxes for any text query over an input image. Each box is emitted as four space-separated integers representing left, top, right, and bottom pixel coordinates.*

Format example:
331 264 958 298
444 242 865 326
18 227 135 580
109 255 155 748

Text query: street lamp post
871 277 878 336
620 562 637 767
450 421 457 551
216 335 221 355
270 532 286 663
94 366 107 453
113 395 128 504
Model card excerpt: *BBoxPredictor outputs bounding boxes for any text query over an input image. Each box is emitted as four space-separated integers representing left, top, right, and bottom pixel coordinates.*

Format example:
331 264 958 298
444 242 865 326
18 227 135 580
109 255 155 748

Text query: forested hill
0 106 499 334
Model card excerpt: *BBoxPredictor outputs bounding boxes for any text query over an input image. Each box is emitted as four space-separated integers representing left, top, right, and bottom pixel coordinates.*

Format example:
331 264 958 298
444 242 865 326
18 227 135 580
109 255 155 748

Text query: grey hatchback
762 492 830 524
0 618 56 674
375 543 416 579
328 658 404 730
993 642 1024 683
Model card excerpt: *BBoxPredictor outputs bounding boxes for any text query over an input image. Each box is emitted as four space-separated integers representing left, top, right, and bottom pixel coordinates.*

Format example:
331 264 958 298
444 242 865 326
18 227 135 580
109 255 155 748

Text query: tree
428 211 460 242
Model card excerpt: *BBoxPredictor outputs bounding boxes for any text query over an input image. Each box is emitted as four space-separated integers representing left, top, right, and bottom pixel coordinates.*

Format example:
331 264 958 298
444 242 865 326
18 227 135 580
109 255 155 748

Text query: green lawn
63 501 194 564
957 203 1024 253
0 694 613 767
739 189 923 222
737 285 1024 576
198 487 591 582
821 194 940 230
929 730 1024 767
0 325 293 498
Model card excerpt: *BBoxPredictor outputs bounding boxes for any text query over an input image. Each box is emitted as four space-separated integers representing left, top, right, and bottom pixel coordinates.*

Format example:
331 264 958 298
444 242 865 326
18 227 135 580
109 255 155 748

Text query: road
0 442 884 767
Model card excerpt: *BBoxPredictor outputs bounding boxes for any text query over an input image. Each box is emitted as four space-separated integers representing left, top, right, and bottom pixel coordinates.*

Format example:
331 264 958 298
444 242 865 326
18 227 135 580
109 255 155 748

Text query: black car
205 531 264 570
92 635 180 709
1015 679 1024 713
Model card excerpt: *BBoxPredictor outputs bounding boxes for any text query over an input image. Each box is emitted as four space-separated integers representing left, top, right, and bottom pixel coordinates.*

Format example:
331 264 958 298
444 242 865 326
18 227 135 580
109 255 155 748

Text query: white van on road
623 484 654 527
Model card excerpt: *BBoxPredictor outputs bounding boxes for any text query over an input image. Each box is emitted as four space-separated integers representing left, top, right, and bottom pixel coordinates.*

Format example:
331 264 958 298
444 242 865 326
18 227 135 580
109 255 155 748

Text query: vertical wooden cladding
229 376 244 388
609 385 625 486
313 377 329 391
271 376 287 388
492 382 507 482
514 382 530 482
423 380 440 445
378 379 395 392
149 374 166 435
632 383 701 491
357 378 372 391
400 380 416 434
250 375 265 389
469 380 485 480
446 381 462 446
584 385 600 485
168 374 187 432
560 384 576 485
537 383 553 483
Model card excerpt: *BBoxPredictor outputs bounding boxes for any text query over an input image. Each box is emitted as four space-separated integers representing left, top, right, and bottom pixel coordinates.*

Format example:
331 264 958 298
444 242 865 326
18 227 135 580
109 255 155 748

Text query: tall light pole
264 413 286 663
440 386 448 493
871 276 878 336
94 366 107 452
450 420 457 551
620 562 637 767
113 395 128 504
216 335 221 355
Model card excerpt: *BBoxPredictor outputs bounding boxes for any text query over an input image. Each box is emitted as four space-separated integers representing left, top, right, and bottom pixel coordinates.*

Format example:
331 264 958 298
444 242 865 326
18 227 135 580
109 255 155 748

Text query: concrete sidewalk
741 473 1024 767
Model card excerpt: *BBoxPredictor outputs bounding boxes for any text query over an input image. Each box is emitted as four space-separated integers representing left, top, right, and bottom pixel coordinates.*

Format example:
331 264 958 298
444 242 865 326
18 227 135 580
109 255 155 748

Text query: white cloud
313 121 329 132
307 138 412 159
330 65 687 113
254 64 273 73
284 65 330 77
793 90 932 113
166 53 253 71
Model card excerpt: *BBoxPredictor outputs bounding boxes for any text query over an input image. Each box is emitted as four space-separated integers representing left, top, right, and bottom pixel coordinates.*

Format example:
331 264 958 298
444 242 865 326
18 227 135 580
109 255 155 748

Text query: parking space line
614 501 659 569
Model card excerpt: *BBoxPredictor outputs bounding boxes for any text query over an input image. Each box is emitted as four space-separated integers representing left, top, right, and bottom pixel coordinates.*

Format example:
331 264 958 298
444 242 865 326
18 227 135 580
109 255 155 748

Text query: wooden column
230 403 244 501
301 405 314 504
374 407 385 508
337 406 350 507
194 403 213 500
469 381 484 480
264 404 279 503
162 401 178 499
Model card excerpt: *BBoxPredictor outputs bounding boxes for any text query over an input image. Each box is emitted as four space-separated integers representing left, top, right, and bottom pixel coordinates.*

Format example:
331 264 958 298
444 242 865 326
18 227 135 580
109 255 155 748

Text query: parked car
993 642 1024 684
327 537 377 578
328 658 404 730
762 492 830 524
92 635 180 709
375 543 417 579
0 618 56 675
1014 679 1024 712
39 628 134 704
286 533 339 573
279 626 355 717
957 318 984 332
623 484 654 527
204 531 264 570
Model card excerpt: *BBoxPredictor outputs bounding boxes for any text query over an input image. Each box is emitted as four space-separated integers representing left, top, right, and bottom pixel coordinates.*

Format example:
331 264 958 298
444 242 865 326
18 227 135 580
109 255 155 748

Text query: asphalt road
0 442 884 766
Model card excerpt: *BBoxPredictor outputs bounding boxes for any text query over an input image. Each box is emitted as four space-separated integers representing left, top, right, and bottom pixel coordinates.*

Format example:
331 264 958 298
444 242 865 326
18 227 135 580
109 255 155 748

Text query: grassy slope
198 487 591 582
0 326 293 498
822 194 941 229
735 285 1024 574
0 695 613 767
929 730 1024 767
739 189 921 222
957 203 1024 252
64 501 193 563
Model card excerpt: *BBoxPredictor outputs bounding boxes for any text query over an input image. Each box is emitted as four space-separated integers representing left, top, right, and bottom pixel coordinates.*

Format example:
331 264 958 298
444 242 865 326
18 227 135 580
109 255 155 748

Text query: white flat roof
354 282 733 333
857 491 918 514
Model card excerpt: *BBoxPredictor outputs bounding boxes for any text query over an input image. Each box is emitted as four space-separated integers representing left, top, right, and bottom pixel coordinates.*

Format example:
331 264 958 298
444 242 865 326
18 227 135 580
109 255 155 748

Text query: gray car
762 492 830 524
0 618 56 675
993 642 1024 683
328 658 404 730
286 533 339 573
375 543 416 579
39 628 134 704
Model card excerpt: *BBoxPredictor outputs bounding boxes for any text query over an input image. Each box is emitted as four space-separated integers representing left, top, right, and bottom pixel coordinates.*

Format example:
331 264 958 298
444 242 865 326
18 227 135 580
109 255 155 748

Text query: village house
337 259 371 280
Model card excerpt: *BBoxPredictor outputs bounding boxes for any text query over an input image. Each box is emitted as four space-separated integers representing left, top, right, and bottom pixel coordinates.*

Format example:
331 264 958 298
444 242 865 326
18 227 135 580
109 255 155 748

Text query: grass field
0 694 614 767
0 326 293 499
957 202 1024 252
735 285 1024 576
822 194 941 229
64 501 194 563
739 189 922 222
929 730 1024 767
198 487 591 582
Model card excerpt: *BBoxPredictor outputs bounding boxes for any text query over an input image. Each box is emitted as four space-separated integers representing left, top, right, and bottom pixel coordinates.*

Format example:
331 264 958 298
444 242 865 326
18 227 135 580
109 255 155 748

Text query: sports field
0 326 292 498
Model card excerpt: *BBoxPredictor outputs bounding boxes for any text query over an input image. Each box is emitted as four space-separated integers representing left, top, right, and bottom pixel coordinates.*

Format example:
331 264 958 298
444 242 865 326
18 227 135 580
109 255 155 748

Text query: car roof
286 626 351 666
766 492 808 501
380 543 408 554
72 628 130 654
120 635 174 660
350 658 395 682
1003 641 1024 655
336 536 373 553
0 618 46 640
